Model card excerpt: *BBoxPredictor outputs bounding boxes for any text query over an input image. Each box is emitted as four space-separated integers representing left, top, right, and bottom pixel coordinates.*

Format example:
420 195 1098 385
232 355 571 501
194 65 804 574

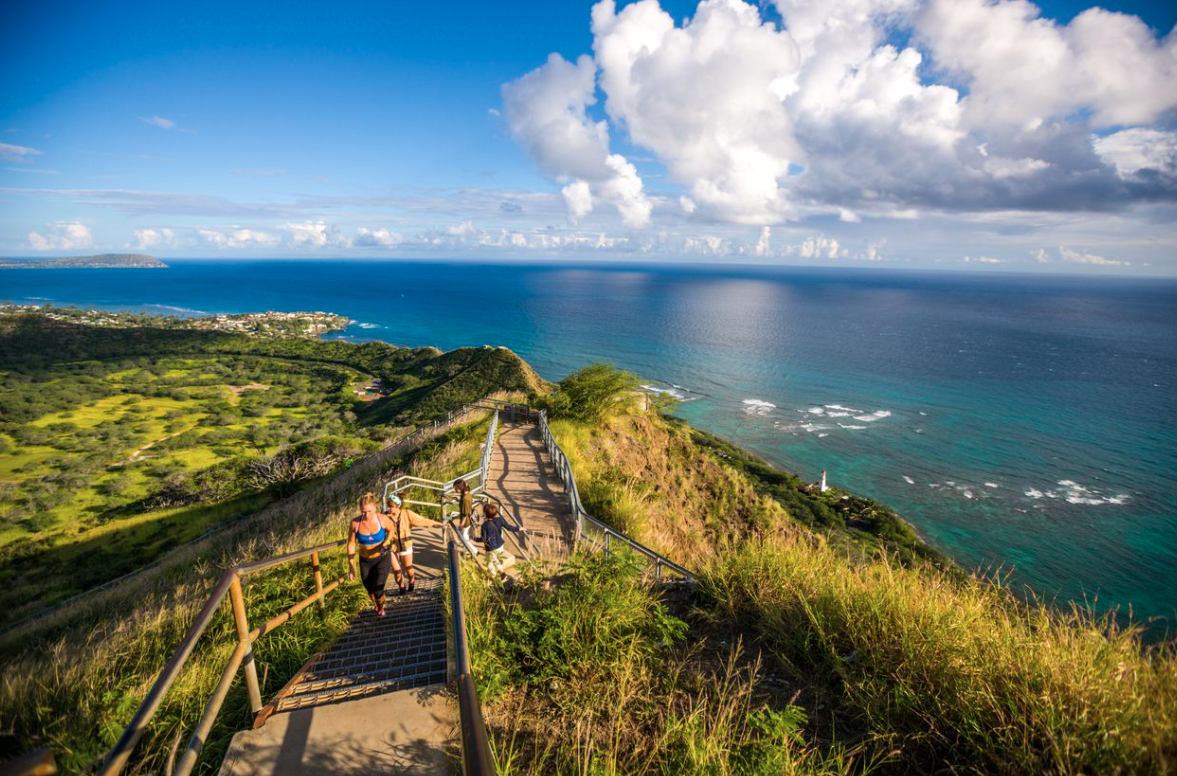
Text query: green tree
549 363 638 423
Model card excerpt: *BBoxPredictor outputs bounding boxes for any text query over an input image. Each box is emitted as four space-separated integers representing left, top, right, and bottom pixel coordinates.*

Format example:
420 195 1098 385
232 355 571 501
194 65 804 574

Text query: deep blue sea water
3 260 1175 631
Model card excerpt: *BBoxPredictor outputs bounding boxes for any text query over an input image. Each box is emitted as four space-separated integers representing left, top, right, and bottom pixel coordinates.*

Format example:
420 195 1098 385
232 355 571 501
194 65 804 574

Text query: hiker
480 502 521 577
347 492 398 616
386 493 440 593
449 478 478 553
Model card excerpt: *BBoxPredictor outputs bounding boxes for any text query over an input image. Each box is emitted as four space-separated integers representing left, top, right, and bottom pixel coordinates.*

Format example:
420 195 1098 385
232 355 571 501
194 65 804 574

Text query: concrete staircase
274 579 447 712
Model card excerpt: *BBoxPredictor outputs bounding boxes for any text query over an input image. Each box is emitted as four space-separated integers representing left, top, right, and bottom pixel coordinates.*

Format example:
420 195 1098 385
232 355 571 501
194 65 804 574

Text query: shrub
547 363 637 423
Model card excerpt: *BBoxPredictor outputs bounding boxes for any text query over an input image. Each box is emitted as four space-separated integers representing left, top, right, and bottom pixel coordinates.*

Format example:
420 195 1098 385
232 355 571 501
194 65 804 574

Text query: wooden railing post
228 574 263 714
311 551 324 610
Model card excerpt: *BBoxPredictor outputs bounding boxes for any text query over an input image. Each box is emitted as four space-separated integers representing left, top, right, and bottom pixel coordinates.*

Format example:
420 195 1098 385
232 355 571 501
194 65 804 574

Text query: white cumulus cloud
502 0 1177 230
501 52 652 227
131 228 177 249
285 221 349 248
1057 245 1129 266
1093 129 1177 178
28 222 93 251
199 228 279 248
354 227 404 248
786 235 846 259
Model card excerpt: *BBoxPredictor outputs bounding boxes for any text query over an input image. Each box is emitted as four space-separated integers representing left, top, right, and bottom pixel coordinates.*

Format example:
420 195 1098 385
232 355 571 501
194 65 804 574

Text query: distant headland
0 253 168 269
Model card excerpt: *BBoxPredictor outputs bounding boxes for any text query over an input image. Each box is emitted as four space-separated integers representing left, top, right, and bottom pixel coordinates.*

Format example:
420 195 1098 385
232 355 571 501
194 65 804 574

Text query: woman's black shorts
358 551 392 596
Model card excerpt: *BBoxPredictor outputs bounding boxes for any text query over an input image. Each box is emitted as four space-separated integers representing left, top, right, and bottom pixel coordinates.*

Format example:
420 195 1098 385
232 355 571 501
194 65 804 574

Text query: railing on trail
383 407 531 563
535 409 695 582
470 399 692 580
447 533 498 776
99 540 348 776
96 400 498 776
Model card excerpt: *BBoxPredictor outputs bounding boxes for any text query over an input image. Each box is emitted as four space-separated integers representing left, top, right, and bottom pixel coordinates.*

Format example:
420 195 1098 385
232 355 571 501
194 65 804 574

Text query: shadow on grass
0 492 272 629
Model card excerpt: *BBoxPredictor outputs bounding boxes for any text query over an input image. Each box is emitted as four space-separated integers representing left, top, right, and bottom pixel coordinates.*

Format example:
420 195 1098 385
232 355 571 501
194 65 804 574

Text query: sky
1 0 1175 273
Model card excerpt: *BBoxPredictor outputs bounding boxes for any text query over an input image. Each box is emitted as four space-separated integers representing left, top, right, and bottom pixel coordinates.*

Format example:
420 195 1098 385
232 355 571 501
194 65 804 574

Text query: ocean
3 260 1175 631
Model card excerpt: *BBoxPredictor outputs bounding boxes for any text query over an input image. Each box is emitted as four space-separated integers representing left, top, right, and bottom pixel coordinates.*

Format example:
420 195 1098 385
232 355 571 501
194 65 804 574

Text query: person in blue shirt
347 492 398 616
480 503 522 576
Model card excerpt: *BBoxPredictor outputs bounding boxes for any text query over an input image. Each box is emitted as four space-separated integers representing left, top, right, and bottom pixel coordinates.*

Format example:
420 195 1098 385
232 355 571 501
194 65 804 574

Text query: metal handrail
536 410 695 582
447 539 498 776
98 539 346 776
99 401 496 776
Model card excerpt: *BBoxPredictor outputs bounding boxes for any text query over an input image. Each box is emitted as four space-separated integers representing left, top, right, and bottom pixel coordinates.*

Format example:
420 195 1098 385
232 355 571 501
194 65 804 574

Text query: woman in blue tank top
347 492 399 616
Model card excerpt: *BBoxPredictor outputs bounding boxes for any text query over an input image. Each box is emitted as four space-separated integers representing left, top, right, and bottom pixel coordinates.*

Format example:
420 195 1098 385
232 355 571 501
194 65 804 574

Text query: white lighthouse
820 469 829 493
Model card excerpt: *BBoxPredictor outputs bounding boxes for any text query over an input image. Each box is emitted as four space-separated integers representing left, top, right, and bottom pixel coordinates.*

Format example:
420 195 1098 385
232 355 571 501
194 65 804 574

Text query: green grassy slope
0 312 537 628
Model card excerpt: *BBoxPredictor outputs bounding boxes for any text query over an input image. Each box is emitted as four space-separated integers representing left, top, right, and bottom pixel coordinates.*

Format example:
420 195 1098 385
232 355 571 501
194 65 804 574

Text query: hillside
458 369 1176 775
0 311 537 628
0 253 167 268
2 353 1173 775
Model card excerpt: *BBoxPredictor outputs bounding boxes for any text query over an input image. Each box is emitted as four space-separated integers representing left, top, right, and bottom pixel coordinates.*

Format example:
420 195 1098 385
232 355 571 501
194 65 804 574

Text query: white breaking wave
149 304 207 314
984 482 1000 488
838 423 867 430
357 322 380 329
903 475 915 485
1024 480 1129 505
853 410 892 422
743 399 776 416
641 382 703 402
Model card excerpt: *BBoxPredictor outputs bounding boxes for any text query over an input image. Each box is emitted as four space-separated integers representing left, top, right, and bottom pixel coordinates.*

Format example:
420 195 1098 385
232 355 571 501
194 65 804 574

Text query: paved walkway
485 422 575 563
219 419 577 775
219 526 457 776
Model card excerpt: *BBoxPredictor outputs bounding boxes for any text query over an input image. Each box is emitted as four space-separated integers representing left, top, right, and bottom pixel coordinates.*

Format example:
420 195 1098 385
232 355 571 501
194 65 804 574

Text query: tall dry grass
703 533 1177 775
464 553 860 775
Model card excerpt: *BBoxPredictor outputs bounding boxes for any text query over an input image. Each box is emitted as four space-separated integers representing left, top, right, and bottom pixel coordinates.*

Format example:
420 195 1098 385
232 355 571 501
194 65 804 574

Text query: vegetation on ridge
0 311 537 628
458 362 1177 775
0 411 492 774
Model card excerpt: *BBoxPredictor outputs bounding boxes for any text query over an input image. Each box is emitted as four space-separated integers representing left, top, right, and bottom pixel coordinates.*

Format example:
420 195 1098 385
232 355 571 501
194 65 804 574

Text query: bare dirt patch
226 383 270 395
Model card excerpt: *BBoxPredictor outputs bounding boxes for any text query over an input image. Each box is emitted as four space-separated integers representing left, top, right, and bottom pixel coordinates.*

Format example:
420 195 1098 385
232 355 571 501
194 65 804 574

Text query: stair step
294 653 447 694
277 668 447 711
310 634 445 670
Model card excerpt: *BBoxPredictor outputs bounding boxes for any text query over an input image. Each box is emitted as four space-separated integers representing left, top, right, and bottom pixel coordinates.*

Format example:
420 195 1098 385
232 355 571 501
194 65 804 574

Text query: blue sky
2 0 1175 272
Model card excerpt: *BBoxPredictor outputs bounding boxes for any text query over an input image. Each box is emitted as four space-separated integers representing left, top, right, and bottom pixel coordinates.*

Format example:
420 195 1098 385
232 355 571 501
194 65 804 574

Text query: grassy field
0 412 492 773
0 355 366 540
0 313 541 636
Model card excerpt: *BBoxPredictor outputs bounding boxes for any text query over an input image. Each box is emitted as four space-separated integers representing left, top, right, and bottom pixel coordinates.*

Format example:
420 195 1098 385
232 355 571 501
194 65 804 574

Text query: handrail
99 400 495 776
98 539 347 776
4 401 492 642
447 539 497 776
536 410 695 582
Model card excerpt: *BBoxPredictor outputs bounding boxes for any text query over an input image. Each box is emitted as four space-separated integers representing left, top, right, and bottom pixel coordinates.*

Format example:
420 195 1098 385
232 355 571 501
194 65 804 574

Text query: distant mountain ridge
0 253 167 268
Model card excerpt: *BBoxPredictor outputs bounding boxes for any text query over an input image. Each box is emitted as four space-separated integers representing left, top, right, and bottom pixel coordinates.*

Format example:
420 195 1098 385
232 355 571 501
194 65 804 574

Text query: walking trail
217 421 575 775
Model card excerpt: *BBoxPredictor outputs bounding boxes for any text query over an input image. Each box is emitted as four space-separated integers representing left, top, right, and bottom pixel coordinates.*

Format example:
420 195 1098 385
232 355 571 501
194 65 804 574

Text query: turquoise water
3 260 1175 631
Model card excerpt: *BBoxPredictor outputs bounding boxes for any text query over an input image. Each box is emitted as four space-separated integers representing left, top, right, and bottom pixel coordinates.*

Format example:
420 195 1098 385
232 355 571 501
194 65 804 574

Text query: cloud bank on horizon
503 0 1177 229
3 0 1175 271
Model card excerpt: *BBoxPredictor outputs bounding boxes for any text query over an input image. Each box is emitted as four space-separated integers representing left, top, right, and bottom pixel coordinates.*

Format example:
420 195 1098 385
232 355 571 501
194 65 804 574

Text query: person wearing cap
386 493 441 593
